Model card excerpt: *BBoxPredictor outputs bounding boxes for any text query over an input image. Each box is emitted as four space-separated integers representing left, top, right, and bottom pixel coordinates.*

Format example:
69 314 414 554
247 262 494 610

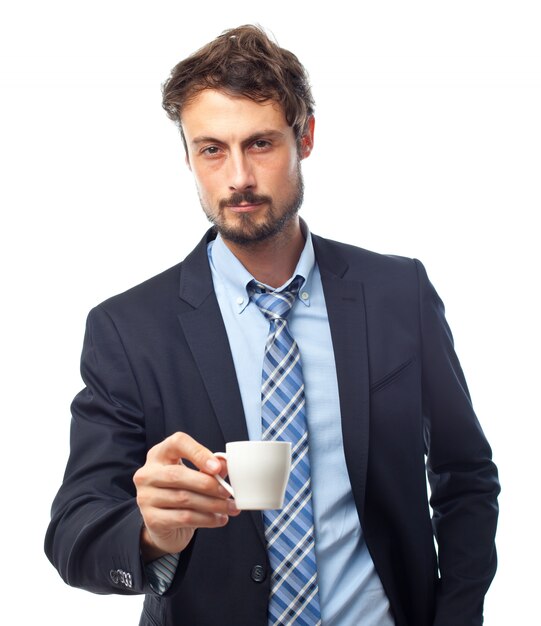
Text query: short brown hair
162 25 315 148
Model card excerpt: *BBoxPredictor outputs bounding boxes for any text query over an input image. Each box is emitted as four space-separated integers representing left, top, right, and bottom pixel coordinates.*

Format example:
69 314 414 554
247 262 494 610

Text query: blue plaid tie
249 276 322 626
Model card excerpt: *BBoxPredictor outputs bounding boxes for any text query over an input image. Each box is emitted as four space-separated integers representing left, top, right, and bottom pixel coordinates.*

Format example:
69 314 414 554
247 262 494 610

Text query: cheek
263 155 298 182
283 152 301 178
192 170 215 199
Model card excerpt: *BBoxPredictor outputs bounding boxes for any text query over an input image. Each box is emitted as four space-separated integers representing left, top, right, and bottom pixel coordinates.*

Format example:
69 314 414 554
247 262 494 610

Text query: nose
228 150 256 191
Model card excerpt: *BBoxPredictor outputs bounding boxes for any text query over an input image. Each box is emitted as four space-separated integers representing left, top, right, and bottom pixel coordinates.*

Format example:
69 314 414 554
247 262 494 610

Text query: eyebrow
191 129 286 148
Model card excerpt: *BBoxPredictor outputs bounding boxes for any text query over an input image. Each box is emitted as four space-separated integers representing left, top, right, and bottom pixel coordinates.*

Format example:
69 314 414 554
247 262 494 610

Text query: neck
222 218 305 288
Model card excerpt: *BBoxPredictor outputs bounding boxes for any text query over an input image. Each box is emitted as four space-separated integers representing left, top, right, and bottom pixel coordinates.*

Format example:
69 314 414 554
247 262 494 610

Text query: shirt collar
207 221 315 314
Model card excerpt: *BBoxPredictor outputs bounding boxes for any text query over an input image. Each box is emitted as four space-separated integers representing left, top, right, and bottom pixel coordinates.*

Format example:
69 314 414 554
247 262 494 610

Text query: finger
144 507 232 531
137 463 230 497
147 432 222 474
141 487 240 516
217 457 228 478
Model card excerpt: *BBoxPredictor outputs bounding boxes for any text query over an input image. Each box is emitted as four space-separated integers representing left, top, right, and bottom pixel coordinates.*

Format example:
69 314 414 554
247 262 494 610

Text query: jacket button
251 565 266 583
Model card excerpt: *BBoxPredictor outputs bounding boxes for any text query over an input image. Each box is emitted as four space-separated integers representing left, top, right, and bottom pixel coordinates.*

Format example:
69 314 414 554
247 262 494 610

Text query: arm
44 304 238 595
416 261 500 626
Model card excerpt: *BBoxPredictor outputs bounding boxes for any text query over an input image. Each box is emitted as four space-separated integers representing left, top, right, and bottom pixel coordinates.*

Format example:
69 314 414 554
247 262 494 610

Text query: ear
299 115 315 160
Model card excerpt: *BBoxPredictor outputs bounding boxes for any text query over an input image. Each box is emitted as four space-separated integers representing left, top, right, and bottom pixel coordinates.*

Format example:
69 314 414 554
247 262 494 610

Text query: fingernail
227 500 240 514
206 458 221 472
216 514 228 525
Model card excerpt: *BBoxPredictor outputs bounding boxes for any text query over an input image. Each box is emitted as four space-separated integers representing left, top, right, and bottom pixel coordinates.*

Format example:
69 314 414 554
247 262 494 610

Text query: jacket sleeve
44 304 152 595
416 260 500 626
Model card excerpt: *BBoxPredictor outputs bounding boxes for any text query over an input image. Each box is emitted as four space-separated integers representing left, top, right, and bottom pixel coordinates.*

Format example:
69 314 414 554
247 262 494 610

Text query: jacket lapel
313 235 371 523
177 230 249 445
177 230 266 544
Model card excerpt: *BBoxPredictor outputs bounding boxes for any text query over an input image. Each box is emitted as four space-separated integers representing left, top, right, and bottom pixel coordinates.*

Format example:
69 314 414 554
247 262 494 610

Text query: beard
199 165 304 246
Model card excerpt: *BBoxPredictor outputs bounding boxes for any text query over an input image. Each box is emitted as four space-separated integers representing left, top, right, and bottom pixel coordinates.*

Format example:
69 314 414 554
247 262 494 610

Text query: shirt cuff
144 552 181 595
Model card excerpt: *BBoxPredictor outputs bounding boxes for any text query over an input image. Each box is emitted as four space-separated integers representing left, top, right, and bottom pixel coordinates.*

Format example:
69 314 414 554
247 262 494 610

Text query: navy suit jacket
45 229 499 626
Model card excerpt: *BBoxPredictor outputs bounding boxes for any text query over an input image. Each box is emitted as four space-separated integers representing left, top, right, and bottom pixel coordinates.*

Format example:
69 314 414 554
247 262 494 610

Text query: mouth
226 202 265 213
220 193 271 215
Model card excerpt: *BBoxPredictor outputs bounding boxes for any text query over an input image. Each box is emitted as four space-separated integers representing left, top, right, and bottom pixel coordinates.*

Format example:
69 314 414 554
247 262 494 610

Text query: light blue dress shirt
208 230 395 626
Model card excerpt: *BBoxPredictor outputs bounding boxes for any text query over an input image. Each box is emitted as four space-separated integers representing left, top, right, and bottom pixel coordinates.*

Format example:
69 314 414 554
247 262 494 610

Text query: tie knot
248 275 303 322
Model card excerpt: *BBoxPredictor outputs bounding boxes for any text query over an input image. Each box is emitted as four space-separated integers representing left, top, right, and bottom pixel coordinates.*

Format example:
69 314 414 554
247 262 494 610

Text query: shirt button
236 296 244 305
251 564 266 583
300 291 309 301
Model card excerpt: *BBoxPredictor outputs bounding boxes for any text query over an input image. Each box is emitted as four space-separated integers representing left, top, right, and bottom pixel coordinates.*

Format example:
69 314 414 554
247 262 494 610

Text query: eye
252 139 271 151
201 145 222 157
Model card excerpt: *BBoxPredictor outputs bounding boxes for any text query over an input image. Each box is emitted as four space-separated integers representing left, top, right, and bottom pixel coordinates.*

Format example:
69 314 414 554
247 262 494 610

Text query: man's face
181 89 313 245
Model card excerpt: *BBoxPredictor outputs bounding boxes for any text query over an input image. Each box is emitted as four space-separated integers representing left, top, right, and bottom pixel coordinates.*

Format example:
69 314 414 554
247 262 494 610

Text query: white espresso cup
213 441 291 510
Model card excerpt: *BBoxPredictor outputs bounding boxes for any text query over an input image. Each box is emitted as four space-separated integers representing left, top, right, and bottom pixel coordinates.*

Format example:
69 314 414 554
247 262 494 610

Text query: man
45 25 500 626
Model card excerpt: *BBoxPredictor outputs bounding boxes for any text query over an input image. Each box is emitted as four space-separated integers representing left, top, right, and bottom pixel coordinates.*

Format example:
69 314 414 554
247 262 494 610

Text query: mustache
219 191 272 210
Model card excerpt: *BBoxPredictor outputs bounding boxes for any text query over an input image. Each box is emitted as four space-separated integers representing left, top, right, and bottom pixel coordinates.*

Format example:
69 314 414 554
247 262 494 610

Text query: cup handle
212 452 235 497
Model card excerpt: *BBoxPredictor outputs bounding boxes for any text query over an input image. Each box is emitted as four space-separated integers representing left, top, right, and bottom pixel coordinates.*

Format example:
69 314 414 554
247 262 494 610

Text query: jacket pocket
370 357 415 394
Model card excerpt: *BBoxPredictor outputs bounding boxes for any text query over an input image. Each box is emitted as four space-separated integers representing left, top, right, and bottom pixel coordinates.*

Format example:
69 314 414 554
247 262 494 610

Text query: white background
1 1 539 623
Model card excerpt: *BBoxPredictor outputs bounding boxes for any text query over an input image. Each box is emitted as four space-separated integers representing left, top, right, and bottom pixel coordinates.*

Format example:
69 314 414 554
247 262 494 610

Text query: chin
216 212 298 246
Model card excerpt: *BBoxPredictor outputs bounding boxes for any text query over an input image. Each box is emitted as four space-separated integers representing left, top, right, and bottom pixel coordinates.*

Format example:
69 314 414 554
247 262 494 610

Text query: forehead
181 89 292 142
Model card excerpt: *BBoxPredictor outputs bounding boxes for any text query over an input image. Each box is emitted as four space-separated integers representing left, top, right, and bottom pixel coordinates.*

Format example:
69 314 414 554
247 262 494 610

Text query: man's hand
133 432 240 562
